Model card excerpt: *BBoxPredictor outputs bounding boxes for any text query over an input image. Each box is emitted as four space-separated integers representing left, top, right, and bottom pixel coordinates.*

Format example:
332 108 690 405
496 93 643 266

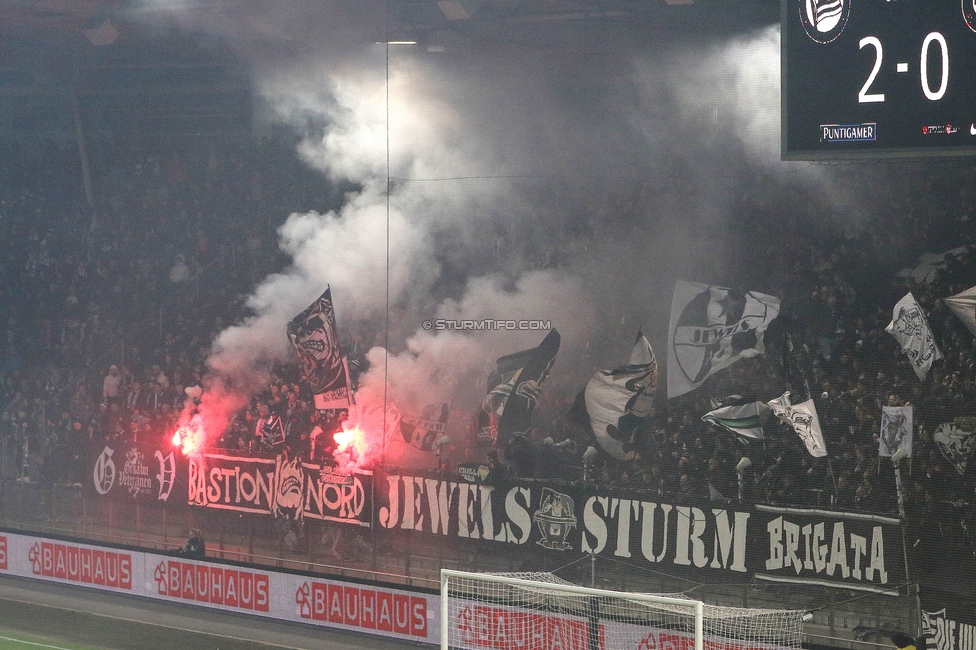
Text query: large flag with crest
885 292 943 380
934 418 976 476
570 331 658 461
287 288 351 410
879 406 913 458
398 403 450 452
945 286 976 338
668 281 781 398
476 330 560 449
767 392 827 457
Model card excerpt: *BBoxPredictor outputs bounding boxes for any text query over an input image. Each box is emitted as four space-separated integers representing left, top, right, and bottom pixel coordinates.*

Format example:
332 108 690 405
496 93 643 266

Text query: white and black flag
768 392 827 457
879 406 913 458
668 281 780 398
885 292 943 380
570 331 658 461
399 403 450 452
934 420 976 476
287 287 351 410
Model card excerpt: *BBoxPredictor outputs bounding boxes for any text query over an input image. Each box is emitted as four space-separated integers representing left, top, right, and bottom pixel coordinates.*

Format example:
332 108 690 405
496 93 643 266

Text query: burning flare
172 414 206 456
332 422 370 473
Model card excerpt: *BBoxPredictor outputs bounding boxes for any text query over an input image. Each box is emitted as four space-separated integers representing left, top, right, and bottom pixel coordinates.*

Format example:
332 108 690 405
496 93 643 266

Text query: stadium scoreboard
782 0 976 159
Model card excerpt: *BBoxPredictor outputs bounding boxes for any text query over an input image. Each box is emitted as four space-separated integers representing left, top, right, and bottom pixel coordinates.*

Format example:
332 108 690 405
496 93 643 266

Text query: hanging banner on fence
187 452 372 527
373 471 907 593
921 587 976 650
86 442 188 506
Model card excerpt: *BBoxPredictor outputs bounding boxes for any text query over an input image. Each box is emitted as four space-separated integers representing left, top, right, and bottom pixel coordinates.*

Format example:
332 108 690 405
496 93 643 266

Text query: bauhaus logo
28 542 132 589
153 560 269 612
0 536 7 570
295 581 427 637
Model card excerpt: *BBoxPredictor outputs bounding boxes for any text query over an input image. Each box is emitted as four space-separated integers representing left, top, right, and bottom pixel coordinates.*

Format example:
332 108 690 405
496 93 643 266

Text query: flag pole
826 458 838 500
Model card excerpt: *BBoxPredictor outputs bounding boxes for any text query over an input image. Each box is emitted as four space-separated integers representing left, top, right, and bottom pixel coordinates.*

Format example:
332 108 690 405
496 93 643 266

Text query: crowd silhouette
1 134 975 564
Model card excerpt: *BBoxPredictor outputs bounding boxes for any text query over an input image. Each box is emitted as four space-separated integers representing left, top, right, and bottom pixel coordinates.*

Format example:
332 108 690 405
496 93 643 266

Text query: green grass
0 629 97 650
0 598 294 650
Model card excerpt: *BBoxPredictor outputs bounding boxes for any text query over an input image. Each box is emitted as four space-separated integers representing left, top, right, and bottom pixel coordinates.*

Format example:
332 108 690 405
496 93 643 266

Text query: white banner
668 281 780 398
885 292 943 380
584 332 658 460
768 393 827 457
879 406 913 458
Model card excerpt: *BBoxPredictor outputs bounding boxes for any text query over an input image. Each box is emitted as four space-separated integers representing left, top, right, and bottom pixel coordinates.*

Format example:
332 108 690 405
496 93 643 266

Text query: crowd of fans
1 133 975 564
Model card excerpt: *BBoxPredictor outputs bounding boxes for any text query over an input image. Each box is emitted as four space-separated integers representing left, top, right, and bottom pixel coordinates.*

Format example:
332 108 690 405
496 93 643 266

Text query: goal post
440 570 805 650
440 569 704 650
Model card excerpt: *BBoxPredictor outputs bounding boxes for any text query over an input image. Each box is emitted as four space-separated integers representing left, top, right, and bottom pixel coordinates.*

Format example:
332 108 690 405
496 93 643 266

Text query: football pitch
0 629 98 650
0 596 298 650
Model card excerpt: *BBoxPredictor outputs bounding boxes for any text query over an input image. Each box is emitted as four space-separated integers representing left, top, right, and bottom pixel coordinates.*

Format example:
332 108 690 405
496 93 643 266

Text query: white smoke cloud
141 2 845 458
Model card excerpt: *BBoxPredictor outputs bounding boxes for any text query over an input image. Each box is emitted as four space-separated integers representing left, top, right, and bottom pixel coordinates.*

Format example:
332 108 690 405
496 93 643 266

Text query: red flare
332 423 369 472
172 415 206 456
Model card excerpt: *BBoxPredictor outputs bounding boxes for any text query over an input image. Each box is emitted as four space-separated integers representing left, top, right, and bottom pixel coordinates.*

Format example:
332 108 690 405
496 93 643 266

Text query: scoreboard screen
782 0 976 160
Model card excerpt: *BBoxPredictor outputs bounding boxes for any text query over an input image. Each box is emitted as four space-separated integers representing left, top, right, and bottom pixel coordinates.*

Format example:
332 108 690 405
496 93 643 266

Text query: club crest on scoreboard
798 0 852 44
964 0 976 34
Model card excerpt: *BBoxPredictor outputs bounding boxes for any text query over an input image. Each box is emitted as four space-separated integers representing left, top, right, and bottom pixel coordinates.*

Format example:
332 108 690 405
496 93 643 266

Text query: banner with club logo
87 442 187 506
668 281 780 398
186 452 372 526
374 471 906 593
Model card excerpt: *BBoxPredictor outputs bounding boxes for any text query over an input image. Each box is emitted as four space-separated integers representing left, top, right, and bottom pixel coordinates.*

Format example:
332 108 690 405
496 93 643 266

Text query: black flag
287 288 350 410
477 330 560 449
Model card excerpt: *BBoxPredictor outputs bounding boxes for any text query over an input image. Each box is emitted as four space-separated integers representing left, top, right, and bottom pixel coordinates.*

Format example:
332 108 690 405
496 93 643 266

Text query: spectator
102 365 122 406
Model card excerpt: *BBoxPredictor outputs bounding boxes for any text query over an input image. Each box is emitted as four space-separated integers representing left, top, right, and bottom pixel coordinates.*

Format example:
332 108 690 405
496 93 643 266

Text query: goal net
440 570 804 650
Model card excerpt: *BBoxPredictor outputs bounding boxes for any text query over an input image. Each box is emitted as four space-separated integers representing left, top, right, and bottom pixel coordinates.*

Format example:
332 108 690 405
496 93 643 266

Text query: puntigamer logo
821 123 877 143
798 0 851 44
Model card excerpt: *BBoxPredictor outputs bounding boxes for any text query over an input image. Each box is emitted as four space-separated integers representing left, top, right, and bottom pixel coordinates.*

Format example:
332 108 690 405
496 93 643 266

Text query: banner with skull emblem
287 288 350 410
187 452 372 526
